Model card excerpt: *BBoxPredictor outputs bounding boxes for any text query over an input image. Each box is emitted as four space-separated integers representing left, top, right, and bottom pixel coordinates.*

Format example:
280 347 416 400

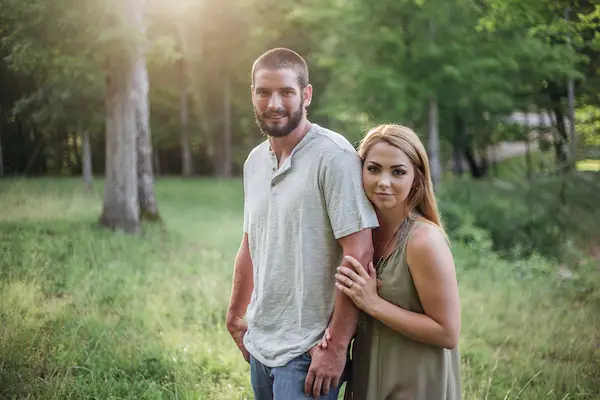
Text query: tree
1 0 596 181
100 0 161 231
133 10 160 221
99 46 140 232
0 0 162 231
479 0 598 172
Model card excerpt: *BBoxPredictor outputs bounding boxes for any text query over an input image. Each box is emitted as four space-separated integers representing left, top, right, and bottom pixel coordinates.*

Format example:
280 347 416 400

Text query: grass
577 159 600 172
1 178 599 399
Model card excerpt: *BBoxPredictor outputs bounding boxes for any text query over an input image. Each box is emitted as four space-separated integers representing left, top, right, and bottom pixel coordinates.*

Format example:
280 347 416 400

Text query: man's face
252 68 312 138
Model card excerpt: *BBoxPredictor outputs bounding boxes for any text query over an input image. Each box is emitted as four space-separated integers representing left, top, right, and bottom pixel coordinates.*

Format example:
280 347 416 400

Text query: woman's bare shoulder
406 219 449 261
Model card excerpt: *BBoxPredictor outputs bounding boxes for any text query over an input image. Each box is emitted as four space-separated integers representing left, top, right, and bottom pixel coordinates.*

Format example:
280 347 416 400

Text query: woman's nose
378 177 391 188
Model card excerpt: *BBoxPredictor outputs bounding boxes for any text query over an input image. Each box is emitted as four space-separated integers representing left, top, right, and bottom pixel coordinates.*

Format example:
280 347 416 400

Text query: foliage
439 173 600 262
0 0 119 130
576 105 600 153
0 0 598 177
289 0 584 146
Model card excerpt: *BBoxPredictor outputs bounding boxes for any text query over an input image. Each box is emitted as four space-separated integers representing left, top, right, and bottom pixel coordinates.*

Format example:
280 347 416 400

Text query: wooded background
0 0 599 233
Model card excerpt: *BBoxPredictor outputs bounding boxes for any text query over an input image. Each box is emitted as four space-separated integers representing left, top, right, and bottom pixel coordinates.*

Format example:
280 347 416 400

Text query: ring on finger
348 280 353 288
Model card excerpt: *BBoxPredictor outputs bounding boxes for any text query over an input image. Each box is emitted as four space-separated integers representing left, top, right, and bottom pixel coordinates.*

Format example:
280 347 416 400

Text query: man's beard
254 102 304 138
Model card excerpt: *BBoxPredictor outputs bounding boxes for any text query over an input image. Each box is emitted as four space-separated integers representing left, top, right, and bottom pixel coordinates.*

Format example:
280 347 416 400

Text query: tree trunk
552 107 569 173
154 150 161 176
81 123 93 192
98 54 140 234
567 79 577 168
427 20 441 188
464 145 488 179
457 114 487 179
221 75 232 177
179 60 193 177
452 114 464 176
0 130 4 178
547 81 570 174
524 111 532 181
565 6 577 169
69 129 81 172
176 22 209 172
134 53 160 221
428 98 441 188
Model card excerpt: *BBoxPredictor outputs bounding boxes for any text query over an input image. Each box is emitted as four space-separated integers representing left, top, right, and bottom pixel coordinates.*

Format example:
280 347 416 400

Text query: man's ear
303 84 313 108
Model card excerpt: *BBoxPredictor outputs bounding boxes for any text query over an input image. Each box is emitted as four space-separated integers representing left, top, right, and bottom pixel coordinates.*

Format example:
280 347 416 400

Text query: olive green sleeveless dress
344 220 461 400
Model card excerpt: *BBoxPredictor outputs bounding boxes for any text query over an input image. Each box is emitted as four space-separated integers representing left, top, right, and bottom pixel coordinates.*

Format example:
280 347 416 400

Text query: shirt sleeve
321 148 379 239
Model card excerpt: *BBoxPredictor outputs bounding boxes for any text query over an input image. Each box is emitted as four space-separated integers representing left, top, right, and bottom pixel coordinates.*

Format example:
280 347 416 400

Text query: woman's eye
367 166 378 173
393 169 405 176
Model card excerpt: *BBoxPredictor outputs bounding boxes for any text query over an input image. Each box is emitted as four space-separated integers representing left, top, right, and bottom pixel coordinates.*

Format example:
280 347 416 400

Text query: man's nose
267 93 283 109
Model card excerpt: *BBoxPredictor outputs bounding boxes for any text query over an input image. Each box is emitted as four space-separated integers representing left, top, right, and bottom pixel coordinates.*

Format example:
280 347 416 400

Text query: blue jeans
250 353 345 400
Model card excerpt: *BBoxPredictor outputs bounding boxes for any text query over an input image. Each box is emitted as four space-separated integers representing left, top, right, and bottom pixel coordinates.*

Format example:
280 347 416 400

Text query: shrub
438 173 600 262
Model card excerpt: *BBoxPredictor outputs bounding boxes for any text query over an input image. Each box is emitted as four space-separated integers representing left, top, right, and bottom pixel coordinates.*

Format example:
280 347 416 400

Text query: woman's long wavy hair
357 124 445 233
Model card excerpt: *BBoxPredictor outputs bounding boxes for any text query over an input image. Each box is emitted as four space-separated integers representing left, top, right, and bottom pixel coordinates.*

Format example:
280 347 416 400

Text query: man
226 47 378 400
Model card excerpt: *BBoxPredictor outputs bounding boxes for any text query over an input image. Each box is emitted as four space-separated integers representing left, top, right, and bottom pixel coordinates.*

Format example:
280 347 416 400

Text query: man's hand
304 344 346 399
226 315 250 363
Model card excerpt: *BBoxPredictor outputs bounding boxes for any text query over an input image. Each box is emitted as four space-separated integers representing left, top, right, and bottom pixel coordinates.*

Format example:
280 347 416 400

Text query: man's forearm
327 287 360 350
327 244 373 350
226 234 254 326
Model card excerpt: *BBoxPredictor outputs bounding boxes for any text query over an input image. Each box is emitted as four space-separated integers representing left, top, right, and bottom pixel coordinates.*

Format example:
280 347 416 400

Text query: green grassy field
1 178 599 399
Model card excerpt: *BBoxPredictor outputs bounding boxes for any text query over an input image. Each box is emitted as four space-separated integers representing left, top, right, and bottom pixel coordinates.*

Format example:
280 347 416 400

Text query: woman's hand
317 327 332 349
334 255 382 315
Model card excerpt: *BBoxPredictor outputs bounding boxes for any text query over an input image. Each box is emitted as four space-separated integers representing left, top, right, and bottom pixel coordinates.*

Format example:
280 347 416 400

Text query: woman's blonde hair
357 124 445 231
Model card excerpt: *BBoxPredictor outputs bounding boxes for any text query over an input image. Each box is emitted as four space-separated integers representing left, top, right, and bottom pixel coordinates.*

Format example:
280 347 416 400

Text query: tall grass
0 178 598 399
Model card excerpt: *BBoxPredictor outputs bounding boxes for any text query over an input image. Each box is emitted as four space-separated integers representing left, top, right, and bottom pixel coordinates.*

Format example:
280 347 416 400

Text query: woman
321 124 461 399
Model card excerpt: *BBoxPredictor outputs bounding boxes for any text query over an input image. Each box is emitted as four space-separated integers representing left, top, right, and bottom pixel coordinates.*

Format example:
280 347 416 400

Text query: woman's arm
372 224 460 348
335 223 461 349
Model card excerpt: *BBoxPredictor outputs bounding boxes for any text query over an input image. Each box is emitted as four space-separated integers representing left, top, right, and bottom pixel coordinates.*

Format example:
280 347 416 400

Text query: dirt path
486 140 538 162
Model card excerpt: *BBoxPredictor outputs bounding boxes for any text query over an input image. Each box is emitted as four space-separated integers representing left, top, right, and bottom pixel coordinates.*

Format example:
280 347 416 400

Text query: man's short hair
251 48 309 89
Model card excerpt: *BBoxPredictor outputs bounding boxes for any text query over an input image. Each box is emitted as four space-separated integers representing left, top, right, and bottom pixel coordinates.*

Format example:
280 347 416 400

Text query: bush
438 173 600 262
439 201 494 259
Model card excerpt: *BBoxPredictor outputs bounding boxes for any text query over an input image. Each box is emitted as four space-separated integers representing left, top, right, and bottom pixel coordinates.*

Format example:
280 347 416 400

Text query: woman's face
362 141 416 213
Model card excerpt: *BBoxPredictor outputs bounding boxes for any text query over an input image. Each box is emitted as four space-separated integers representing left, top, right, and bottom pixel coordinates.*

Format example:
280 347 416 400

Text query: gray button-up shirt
242 123 379 367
